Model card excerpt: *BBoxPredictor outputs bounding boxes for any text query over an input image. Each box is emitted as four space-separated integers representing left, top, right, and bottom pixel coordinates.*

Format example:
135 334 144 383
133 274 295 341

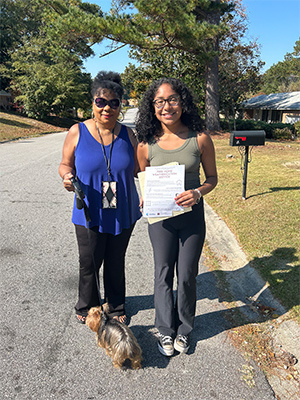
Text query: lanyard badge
95 120 117 209
102 181 117 209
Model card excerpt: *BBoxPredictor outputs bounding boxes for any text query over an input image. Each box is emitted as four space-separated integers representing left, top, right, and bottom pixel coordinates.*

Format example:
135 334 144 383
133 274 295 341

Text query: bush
272 127 294 140
220 119 295 139
294 121 300 136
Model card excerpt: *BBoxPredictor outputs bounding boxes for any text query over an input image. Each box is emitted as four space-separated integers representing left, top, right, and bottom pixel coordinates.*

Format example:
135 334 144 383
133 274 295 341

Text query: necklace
94 118 116 139
94 119 115 181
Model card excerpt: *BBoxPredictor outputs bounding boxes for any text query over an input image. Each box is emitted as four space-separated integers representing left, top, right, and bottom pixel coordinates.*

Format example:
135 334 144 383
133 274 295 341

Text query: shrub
294 121 300 136
220 119 231 131
272 127 294 140
221 119 295 139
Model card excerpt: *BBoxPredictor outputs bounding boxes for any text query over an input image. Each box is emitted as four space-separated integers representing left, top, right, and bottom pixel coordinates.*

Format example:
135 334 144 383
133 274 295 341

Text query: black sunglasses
94 97 120 109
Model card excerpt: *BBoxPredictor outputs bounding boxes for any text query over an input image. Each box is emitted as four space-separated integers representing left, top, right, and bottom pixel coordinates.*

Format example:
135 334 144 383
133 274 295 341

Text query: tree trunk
205 54 220 131
205 0 220 132
231 99 236 131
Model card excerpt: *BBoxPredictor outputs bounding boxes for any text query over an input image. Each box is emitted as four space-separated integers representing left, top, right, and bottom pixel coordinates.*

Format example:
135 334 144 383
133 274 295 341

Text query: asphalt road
0 116 276 399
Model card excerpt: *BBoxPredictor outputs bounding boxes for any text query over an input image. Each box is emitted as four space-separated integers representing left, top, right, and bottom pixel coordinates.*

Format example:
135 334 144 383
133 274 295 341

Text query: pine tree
93 0 233 130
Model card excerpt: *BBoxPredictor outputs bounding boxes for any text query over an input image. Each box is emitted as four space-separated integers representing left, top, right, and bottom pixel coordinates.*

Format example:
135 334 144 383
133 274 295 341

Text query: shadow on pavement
124 245 299 364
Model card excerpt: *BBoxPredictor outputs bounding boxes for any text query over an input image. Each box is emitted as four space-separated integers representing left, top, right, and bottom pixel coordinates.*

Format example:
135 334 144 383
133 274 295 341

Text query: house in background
242 91 300 124
0 90 12 110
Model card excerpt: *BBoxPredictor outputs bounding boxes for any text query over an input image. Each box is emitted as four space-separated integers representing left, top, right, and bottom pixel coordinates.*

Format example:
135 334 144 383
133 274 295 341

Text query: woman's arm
175 132 218 207
58 123 80 192
196 131 218 194
127 126 140 177
137 142 150 172
137 142 150 208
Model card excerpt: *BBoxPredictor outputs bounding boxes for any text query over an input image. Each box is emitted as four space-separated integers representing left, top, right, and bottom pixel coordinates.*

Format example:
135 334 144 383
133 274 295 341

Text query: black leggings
148 202 205 337
74 223 135 317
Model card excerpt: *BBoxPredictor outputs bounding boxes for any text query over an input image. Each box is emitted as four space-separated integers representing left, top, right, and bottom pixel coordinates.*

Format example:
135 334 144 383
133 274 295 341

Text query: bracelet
193 188 202 204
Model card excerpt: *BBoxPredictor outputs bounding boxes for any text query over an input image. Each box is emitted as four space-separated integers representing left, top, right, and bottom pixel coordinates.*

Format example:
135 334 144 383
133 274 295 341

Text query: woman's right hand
62 172 75 192
139 196 144 212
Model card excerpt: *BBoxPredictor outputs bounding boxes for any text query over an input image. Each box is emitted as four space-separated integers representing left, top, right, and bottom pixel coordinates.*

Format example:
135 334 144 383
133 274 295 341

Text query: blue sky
83 0 300 78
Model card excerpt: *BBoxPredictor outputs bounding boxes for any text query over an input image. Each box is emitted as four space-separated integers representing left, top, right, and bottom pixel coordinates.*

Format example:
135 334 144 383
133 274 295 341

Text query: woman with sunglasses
136 78 217 356
59 71 141 324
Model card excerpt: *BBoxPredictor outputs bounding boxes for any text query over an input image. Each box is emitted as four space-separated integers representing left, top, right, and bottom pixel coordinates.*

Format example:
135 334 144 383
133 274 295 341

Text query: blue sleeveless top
72 122 141 235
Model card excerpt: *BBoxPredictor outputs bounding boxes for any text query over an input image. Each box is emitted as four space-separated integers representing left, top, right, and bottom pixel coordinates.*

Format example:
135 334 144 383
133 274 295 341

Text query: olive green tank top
148 131 201 190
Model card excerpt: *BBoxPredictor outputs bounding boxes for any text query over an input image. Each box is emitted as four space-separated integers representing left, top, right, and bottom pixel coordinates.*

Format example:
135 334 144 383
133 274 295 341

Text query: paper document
138 162 192 224
143 164 185 217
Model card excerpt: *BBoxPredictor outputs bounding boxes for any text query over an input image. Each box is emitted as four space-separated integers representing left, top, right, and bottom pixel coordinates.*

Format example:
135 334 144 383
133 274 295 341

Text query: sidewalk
124 107 300 400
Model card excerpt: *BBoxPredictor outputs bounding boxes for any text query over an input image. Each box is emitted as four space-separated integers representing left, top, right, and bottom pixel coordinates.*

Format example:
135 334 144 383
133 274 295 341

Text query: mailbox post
229 130 265 199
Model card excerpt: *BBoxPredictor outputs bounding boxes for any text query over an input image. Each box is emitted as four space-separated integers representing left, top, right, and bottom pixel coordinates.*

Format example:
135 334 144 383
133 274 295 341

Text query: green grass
205 135 300 319
0 110 75 142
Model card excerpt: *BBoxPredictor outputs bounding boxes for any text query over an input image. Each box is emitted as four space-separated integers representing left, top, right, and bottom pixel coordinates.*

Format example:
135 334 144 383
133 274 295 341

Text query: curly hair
91 71 124 99
135 78 203 143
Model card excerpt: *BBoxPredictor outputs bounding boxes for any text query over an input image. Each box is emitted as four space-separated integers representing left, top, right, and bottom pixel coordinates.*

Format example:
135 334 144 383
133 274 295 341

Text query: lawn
205 133 300 318
0 110 73 142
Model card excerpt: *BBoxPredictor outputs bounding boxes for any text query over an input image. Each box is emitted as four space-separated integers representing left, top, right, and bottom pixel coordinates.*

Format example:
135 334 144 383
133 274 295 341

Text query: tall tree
93 0 233 130
205 0 221 131
0 0 43 90
121 47 206 107
218 0 263 124
262 38 300 94
119 0 262 127
0 0 101 117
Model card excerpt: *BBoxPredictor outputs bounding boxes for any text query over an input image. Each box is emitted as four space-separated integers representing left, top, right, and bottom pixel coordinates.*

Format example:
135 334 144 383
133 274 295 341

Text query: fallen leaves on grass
0 111 67 142
230 323 298 383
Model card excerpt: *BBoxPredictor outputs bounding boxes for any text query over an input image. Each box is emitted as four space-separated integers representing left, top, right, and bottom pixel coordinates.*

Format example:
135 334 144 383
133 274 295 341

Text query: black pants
74 223 135 317
148 202 205 337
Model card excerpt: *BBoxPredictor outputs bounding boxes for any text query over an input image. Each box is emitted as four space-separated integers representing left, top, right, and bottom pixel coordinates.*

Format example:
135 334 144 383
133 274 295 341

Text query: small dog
86 303 142 370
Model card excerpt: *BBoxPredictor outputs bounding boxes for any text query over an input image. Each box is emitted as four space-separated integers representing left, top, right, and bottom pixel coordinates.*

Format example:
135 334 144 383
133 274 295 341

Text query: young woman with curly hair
136 78 218 356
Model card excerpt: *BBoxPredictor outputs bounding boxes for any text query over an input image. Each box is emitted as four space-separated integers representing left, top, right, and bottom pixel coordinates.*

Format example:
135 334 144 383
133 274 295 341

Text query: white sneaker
157 333 174 356
174 334 190 353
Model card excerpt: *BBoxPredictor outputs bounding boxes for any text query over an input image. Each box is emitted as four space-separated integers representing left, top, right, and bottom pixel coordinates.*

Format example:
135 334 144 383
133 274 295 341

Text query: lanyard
95 120 115 181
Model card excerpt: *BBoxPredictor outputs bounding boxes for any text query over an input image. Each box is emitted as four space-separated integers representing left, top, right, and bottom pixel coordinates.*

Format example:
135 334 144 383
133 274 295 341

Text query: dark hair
91 71 124 99
135 77 203 143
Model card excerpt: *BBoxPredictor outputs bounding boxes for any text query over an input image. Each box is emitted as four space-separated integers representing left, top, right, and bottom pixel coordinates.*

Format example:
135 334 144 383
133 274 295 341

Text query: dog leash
70 177 102 305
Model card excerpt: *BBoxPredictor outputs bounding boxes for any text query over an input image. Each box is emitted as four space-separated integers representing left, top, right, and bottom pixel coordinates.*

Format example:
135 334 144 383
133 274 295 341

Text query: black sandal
76 314 86 324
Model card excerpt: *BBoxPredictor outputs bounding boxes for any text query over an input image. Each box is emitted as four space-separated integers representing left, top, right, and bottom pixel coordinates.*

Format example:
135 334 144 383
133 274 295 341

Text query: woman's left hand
175 190 200 207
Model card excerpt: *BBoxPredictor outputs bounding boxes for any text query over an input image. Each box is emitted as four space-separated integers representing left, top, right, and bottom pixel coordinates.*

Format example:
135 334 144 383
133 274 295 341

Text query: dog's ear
102 303 111 314
85 307 101 332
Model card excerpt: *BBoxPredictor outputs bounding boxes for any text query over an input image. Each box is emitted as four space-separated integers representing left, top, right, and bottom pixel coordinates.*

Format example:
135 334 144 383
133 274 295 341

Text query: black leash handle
70 177 91 222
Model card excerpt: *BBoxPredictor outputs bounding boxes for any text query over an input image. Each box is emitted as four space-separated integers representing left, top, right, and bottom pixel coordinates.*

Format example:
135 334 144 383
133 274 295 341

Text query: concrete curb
204 201 286 319
204 202 300 400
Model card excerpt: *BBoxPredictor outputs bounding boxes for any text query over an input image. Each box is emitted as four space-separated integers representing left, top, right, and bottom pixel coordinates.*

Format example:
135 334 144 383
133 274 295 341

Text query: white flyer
143 164 185 217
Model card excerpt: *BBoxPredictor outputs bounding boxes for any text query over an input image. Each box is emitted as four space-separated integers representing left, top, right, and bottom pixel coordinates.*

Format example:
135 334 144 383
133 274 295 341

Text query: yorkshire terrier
86 303 142 370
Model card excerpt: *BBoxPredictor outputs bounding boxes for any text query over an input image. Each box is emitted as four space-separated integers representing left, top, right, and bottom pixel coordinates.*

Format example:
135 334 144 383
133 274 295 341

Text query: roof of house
0 90 12 97
242 91 300 110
